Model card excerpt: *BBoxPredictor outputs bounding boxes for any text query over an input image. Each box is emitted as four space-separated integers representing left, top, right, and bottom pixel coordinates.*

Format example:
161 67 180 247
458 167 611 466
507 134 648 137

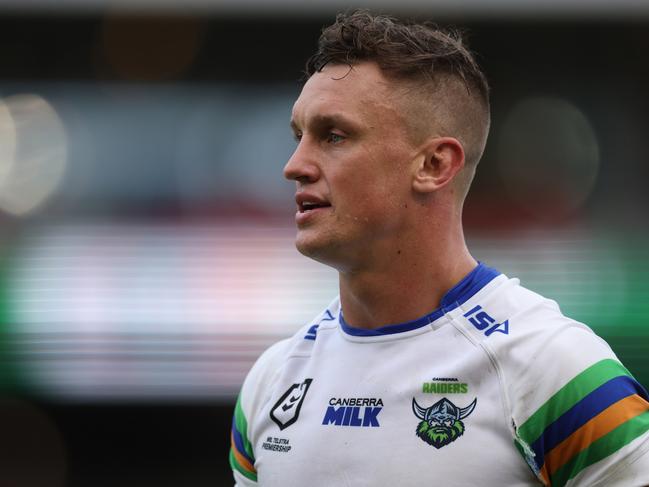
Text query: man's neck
338 239 476 330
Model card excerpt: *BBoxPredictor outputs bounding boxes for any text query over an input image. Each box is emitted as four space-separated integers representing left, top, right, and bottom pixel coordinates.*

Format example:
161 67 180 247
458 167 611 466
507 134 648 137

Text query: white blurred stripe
7 222 648 401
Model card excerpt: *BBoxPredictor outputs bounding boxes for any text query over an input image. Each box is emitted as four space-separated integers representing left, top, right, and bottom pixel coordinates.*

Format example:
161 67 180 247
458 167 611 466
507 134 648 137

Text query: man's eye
327 132 345 144
293 132 302 143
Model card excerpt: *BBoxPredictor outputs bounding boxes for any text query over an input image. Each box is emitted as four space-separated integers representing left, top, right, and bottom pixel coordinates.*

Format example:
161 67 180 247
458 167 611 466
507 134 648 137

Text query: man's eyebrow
290 113 357 132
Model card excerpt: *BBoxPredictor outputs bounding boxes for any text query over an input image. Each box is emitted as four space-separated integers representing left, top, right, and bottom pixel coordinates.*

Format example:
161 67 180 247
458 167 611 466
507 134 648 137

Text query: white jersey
230 264 649 486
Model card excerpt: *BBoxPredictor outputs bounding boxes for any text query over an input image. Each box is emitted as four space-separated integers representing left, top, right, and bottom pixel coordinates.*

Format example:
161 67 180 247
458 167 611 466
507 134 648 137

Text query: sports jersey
230 263 649 486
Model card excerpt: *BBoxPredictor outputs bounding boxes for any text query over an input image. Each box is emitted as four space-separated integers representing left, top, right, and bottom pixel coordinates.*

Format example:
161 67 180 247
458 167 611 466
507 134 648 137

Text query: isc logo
463 305 509 337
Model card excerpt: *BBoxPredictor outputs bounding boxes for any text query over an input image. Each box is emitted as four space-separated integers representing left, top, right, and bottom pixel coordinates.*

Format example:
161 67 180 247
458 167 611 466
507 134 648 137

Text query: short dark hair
305 10 490 172
306 10 489 107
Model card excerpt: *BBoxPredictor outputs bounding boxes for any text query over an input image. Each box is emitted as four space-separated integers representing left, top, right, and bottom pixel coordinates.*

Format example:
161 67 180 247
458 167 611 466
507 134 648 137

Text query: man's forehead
307 62 385 88
291 62 399 126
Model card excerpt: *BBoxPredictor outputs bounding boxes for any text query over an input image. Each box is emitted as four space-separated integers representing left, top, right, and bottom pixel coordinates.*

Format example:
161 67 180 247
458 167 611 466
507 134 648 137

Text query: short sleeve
230 393 258 485
229 338 291 486
510 326 649 487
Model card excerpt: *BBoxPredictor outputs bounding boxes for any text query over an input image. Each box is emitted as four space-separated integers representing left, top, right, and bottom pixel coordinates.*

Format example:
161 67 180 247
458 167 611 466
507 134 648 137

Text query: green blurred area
0 253 25 393
508 236 649 388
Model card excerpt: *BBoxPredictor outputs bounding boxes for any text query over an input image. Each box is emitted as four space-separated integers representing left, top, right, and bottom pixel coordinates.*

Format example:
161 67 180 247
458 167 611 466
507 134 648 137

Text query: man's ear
412 137 465 194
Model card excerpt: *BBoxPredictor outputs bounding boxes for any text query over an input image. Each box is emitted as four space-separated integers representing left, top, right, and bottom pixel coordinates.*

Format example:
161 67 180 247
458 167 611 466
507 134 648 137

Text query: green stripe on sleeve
234 394 256 461
229 448 258 482
518 359 632 443
550 410 649 487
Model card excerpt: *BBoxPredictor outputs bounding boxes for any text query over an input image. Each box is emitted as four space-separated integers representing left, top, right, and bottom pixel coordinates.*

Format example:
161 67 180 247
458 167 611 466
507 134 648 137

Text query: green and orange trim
516 359 649 486
230 395 258 482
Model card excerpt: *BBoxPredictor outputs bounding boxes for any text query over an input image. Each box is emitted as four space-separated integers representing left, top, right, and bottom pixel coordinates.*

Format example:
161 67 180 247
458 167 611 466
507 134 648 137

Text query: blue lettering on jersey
322 406 382 427
463 305 509 337
304 324 319 341
304 310 336 340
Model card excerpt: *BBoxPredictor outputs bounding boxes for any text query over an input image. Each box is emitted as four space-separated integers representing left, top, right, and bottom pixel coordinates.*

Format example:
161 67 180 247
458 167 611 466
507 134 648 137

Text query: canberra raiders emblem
412 397 477 448
270 378 313 430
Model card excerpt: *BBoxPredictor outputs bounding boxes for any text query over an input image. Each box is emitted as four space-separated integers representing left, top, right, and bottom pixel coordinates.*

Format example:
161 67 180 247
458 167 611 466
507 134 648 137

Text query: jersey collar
339 262 501 337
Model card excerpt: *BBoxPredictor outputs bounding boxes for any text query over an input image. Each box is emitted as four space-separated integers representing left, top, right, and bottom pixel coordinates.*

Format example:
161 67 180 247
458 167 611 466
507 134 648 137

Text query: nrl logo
270 378 313 430
412 396 477 449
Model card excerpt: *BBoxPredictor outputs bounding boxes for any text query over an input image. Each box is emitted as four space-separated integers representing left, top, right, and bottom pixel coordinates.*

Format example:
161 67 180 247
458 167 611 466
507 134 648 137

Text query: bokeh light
497 96 600 221
0 98 17 189
0 94 67 217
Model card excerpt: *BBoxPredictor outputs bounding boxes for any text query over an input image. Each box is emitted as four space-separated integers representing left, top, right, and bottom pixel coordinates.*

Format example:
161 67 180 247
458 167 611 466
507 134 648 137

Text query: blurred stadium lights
0 98 17 189
0 94 67 217
0 9 645 408
1 222 646 402
9 222 338 401
2 0 649 19
0 84 297 211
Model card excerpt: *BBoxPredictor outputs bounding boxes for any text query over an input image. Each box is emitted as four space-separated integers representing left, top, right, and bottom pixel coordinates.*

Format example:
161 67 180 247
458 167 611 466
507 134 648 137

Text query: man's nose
283 140 320 183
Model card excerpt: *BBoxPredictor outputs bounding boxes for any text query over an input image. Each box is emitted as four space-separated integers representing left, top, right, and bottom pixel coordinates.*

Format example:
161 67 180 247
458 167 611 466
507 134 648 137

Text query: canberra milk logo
322 397 383 427
270 378 313 430
412 397 477 449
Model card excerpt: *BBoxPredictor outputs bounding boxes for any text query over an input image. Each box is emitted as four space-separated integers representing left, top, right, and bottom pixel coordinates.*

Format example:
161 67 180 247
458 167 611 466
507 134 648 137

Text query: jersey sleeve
230 391 257 485
504 306 649 487
465 277 649 487
229 339 291 486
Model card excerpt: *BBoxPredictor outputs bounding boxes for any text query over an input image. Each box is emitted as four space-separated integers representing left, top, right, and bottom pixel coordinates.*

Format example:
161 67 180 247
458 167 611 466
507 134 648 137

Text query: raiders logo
412 396 477 449
270 378 313 430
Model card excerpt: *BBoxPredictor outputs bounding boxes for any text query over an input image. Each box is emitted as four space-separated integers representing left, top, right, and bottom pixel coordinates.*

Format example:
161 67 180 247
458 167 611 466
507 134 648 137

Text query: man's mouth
299 201 332 213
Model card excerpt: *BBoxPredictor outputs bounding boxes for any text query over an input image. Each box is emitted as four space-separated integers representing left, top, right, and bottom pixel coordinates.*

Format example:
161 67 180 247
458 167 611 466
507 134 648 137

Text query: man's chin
294 228 369 271
295 235 327 260
295 233 342 267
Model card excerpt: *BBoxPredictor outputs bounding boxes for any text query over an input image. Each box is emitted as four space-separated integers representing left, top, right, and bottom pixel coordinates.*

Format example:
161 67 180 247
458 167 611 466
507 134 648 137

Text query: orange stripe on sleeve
539 464 550 486
543 394 649 476
231 431 256 474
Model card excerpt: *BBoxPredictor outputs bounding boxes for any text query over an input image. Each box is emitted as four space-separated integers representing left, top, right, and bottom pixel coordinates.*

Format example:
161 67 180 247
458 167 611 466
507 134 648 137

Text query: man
230 11 649 486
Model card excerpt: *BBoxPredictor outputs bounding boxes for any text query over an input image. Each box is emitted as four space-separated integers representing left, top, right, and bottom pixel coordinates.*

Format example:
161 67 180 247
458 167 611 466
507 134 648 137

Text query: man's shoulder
485 276 612 365
468 274 619 400
450 272 589 347
239 297 341 396
469 275 649 486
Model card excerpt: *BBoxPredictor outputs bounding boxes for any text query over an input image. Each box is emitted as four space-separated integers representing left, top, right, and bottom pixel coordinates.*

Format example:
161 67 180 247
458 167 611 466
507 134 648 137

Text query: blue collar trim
339 262 501 337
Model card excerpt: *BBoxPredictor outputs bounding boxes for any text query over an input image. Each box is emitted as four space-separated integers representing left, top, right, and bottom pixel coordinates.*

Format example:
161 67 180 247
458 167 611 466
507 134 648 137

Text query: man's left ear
412 137 465 193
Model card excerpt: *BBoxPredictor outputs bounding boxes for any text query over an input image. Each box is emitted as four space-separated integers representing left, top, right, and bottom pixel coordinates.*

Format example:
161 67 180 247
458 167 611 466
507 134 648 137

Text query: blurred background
0 0 648 485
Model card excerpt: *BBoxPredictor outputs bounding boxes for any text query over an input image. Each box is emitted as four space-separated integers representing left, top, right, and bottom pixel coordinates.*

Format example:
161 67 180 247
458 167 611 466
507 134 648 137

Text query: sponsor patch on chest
322 397 384 427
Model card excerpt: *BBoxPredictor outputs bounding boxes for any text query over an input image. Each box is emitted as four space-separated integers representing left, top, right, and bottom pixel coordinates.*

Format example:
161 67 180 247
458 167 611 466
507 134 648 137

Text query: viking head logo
412 397 477 449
